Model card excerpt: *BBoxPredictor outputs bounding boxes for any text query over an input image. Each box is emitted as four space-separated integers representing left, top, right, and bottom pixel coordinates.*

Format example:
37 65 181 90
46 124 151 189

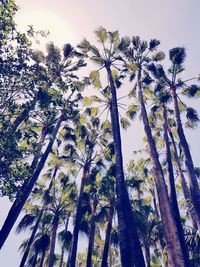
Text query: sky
1 0 200 266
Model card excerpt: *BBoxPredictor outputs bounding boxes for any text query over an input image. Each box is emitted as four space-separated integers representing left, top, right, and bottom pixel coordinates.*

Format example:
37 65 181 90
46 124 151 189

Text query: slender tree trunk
152 192 166 253
48 213 59 267
59 245 65 267
101 207 114 267
19 211 43 267
169 130 198 230
19 169 56 267
69 160 92 267
59 215 70 267
32 251 39 267
144 243 151 267
162 104 190 266
0 112 64 249
86 215 95 267
106 64 145 267
86 199 97 267
39 250 46 267
171 86 200 225
137 70 185 267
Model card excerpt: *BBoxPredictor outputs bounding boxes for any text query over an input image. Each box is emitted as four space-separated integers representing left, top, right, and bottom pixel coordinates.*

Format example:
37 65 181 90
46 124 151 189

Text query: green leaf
108 31 119 43
90 45 100 57
74 81 84 92
152 51 165 62
79 114 86 125
102 120 111 129
91 95 102 103
128 63 138 72
95 27 108 42
89 70 102 88
91 107 99 116
178 101 186 112
78 39 91 53
83 97 92 106
118 36 130 51
120 118 130 129
126 104 139 119
186 107 199 122
90 56 104 66
111 69 118 79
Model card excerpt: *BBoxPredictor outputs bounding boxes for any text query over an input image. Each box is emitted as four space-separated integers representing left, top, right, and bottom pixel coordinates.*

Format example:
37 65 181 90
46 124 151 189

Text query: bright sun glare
15 10 77 50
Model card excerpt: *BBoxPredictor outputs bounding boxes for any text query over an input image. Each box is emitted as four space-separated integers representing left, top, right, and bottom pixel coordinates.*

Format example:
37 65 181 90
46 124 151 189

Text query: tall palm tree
100 166 116 267
68 114 110 267
78 27 145 267
124 37 186 266
58 218 72 267
148 47 200 226
0 41 84 248
169 129 198 229
0 111 64 249
149 90 190 265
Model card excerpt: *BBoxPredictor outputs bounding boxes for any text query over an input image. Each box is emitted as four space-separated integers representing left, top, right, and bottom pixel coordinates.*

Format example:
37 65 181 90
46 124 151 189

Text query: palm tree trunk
144 243 151 267
69 161 92 267
162 104 190 266
48 213 59 267
39 250 46 267
86 214 96 267
59 245 65 267
32 251 39 267
19 210 43 267
101 207 114 267
169 130 198 230
0 112 64 249
59 215 70 267
137 70 185 267
171 86 200 225
151 191 166 253
19 169 56 267
106 64 145 267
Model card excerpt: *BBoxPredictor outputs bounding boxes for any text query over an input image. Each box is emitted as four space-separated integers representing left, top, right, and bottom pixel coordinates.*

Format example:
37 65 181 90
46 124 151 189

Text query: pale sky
1 1 200 266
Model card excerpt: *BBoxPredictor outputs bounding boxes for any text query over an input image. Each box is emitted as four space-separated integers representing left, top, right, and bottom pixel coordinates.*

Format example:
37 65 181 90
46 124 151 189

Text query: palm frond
169 47 186 65
186 107 199 122
16 214 36 234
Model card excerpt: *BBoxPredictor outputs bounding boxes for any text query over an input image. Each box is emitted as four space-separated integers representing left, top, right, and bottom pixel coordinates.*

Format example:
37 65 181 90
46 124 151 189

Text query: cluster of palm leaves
1 1 200 266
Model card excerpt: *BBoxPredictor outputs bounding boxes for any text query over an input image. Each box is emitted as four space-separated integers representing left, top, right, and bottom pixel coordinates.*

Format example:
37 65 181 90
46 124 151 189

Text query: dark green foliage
149 39 160 51
186 107 199 122
34 233 50 253
169 47 186 65
16 214 36 234
63 43 73 58
184 85 200 98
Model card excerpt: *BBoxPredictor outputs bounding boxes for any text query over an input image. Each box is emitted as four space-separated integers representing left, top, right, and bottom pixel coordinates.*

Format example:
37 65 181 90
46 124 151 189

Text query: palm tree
78 27 145 267
0 111 64 249
0 41 84 248
148 47 200 226
68 114 110 267
17 157 64 267
149 90 190 264
31 233 51 267
124 37 186 266
47 173 77 267
169 129 198 229
58 218 72 267
100 166 116 267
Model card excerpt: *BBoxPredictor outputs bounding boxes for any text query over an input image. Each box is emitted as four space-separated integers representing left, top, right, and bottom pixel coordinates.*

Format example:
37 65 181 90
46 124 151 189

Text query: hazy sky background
1 0 200 266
